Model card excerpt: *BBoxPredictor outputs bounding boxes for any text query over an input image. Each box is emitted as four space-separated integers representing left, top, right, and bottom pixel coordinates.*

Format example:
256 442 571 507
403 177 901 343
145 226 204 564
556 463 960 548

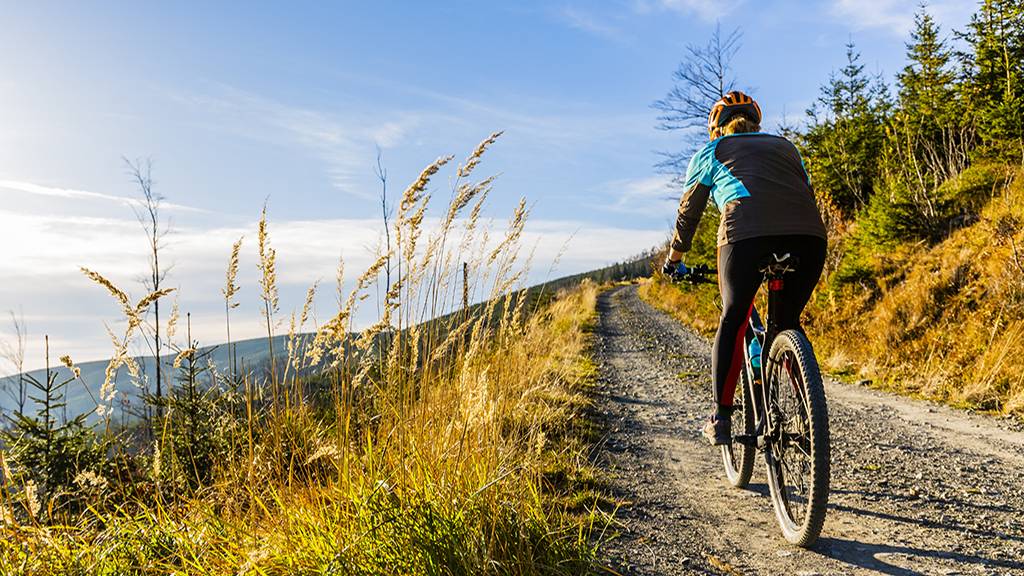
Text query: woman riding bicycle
661 91 827 446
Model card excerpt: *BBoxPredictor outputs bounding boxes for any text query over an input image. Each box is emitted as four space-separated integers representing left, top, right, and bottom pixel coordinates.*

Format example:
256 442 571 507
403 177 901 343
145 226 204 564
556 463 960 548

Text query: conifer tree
798 41 890 215
958 0 1024 160
873 4 973 242
0 340 107 517
899 7 957 132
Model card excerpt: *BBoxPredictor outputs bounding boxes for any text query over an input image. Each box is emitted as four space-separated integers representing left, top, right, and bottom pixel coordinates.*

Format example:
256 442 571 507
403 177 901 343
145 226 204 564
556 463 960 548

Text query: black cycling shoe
702 414 732 446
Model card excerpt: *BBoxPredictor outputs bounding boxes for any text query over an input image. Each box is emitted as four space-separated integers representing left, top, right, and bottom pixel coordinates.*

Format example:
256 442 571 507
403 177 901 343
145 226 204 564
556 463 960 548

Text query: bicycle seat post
760 252 799 350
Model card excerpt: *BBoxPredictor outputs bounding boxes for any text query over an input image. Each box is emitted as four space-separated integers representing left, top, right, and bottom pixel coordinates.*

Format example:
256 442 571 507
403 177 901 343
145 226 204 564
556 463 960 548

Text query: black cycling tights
713 234 826 410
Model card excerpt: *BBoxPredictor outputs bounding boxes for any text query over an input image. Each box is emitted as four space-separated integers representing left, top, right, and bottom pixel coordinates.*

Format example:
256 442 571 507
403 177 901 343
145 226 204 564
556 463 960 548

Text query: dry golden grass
78 266 174 419
0 139 608 575
803 168 1024 414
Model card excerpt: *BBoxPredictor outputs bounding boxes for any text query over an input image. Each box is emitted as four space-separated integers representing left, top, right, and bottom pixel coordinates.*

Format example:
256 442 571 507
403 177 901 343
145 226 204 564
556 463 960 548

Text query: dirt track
594 284 1024 576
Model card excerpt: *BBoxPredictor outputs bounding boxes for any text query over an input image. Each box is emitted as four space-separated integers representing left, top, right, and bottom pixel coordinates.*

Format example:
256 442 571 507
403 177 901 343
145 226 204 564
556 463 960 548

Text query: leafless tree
653 24 743 173
0 309 28 414
125 157 172 418
375 146 393 294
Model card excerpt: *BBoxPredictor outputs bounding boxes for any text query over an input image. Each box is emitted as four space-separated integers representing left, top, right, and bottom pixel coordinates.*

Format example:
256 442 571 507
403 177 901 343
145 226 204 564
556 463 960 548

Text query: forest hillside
644 1 1024 417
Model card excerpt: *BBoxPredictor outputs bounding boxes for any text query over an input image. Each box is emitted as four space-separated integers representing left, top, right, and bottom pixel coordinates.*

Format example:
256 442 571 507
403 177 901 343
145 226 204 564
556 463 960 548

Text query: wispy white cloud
264 104 368 193
557 7 629 42
0 209 380 285
831 0 912 35
0 205 662 367
635 0 745 22
0 206 383 365
0 206 661 287
830 0 975 36
172 86 420 198
0 180 205 213
341 72 660 155
369 121 414 148
598 174 679 218
520 219 663 270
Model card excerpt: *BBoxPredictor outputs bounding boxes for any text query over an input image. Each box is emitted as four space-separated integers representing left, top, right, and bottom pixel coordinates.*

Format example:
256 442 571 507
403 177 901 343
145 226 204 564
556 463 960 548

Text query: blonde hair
713 114 761 138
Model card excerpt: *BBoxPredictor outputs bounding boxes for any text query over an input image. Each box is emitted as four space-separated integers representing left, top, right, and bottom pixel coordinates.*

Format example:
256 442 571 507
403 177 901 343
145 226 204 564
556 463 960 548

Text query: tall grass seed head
224 236 244 307
59 354 82 379
23 480 40 519
258 204 280 314
173 348 196 369
74 470 108 492
0 504 14 528
398 155 453 222
80 267 131 316
299 281 319 327
166 297 180 342
457 131 503 178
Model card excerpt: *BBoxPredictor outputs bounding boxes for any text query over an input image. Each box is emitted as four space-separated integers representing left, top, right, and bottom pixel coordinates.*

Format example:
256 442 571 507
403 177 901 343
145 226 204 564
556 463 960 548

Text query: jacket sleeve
671 147 714 253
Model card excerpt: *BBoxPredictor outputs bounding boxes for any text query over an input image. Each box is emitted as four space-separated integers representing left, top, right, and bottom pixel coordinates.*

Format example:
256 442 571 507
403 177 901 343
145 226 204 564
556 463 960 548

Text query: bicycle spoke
722 371 755 487
771 350 815 524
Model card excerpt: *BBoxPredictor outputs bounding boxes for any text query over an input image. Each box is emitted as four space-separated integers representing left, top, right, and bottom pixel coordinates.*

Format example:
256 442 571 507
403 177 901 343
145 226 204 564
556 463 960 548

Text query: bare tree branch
375 146 392 295
653 24 742 133
124 156 170 419
653 24 743 171
0 309 28 414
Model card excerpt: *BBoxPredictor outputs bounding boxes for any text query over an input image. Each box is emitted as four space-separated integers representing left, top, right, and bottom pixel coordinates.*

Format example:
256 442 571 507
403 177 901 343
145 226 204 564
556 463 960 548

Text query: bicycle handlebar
670 263 717 285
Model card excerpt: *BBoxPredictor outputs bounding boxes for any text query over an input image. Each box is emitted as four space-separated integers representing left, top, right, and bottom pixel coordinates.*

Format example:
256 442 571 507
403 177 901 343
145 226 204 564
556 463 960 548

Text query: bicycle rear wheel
721 367 755 487
763 329 830 547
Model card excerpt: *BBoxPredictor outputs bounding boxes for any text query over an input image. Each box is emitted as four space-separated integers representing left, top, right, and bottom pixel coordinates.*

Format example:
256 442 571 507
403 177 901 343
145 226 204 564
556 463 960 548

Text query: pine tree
958 0 1024 161
899 7 957 130
871 4 974 243
0 339 108 519
797 41 890 216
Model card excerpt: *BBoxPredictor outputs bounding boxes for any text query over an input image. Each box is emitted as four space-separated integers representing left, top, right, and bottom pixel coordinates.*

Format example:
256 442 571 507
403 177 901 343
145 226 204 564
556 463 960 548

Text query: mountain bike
672 255 830 547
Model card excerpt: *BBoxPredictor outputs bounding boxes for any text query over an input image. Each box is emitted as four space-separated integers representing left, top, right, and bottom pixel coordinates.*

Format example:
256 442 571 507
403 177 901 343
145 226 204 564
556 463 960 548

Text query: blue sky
0 0 976 368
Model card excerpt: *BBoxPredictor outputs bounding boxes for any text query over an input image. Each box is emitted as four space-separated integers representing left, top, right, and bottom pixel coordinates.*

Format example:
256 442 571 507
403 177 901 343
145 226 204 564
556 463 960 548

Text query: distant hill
0 254 656 424
0 334 293 424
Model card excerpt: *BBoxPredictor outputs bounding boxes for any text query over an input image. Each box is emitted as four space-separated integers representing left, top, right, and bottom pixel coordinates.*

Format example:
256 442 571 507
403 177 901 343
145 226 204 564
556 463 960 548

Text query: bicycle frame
669 256 797 448
669 253 829 545
737 255 797 450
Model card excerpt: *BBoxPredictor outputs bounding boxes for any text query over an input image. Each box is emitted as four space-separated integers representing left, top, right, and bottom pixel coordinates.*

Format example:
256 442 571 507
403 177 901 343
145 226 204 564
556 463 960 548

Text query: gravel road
594 284 1024 576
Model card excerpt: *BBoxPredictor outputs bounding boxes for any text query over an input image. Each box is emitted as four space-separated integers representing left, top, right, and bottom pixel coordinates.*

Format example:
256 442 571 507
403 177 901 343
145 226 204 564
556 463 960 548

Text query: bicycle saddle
760 252 800 276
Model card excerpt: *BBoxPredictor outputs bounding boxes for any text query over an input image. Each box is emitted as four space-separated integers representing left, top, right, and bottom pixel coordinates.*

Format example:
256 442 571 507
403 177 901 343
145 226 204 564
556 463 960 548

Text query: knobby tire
764 329 830 547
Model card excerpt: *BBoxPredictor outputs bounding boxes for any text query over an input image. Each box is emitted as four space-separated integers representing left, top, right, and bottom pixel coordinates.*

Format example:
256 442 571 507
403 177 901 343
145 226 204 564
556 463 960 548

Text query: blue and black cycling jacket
671 132 827 253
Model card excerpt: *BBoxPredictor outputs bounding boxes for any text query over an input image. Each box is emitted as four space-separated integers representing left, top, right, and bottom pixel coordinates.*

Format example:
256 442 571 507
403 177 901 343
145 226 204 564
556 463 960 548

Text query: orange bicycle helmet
707 91 762 138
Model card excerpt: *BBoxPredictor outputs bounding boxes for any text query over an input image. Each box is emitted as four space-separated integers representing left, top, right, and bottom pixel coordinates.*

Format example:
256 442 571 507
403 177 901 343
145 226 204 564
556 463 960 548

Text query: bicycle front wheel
763 329 830 547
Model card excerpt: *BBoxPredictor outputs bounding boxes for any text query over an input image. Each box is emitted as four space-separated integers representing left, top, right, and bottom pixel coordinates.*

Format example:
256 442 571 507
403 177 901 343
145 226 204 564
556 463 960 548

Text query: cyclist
661 91 827 446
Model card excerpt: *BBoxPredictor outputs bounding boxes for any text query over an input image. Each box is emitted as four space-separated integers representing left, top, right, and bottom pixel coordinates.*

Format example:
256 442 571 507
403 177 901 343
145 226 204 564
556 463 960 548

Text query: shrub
1 357 111 521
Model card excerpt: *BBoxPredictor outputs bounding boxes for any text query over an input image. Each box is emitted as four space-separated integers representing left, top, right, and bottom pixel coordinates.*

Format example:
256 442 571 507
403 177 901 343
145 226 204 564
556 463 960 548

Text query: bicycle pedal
733 434 757 447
